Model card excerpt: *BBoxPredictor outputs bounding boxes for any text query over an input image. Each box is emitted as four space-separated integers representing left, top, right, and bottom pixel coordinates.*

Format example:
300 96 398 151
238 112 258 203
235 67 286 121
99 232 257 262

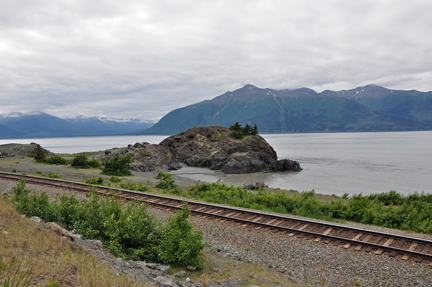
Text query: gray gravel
2 179 432 286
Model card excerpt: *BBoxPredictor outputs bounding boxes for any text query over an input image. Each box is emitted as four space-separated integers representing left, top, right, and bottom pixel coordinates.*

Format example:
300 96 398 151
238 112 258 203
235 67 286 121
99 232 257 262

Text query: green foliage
88 159 102 169
42 154 67 165
118 181 150 192
10 181 204 266
1 257 33 287
32 144 46 161
229 122 258 139
155 172 178 190
47 280 60 287
156 181 432 235
46 172 61 179
86 177 104 185
71 154 101 169
11 169 16 173
36 171 44 175
158 203 204 268
109 176 123 183
101 155 133 176
71 154 89 168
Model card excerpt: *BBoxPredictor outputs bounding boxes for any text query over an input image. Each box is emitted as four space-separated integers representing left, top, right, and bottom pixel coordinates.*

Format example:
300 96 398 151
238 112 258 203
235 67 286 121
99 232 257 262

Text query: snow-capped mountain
0 112 154 139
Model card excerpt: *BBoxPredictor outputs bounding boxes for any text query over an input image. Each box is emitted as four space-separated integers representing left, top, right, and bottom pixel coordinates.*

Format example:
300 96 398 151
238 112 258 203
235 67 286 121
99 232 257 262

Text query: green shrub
10 181 204 266
11 169 16 173
36 171 44 175
102 155 133 176
109 176 122 183
118 181 150 192
47 172 61 179
86 177 104 185
71 154 89 168
155 172 178 190
43 154 67 165
158 203 204 268
88 159 102 169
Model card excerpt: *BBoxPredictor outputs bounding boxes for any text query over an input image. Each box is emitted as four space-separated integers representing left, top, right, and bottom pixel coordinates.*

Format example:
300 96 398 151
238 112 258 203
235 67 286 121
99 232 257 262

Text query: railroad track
1 172 432 263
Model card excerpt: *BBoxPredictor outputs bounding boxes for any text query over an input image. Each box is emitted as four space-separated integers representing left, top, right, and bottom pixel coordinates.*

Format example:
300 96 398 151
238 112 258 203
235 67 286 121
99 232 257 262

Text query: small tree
251 124 258 135
158 203 204 268
102 155 133 176
33 144 46 161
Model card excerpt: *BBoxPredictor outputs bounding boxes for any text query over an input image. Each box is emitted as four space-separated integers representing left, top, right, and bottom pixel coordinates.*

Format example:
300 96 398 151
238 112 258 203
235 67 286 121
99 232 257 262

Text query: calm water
1 131 431 196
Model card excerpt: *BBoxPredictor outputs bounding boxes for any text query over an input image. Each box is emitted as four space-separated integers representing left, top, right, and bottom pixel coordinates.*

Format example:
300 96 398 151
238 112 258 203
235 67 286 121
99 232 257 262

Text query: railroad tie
312 226 328 242
389 240 406 257
364 236 383 252
316 227 333 243
402 242 418 260
343 233 363 249
374 238 394 255
355 234 373 251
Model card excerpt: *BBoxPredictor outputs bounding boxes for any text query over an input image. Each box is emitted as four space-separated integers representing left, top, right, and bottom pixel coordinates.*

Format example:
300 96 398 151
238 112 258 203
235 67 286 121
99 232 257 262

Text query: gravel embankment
2 179 432 287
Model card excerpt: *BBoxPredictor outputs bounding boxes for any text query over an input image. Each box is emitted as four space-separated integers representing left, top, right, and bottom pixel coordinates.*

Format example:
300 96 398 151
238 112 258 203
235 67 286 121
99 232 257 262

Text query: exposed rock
174 271 187 278
0 143 51 158
160 126 301 174
104 143 181 172
146 263 171 274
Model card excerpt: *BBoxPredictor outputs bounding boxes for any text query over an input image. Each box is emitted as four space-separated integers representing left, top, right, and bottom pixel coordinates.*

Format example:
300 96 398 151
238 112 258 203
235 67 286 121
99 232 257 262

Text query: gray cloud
1 0 432 121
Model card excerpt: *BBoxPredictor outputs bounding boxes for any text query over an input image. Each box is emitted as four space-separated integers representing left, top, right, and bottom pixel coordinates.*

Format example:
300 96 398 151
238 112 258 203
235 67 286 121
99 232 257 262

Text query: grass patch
0 196 151 287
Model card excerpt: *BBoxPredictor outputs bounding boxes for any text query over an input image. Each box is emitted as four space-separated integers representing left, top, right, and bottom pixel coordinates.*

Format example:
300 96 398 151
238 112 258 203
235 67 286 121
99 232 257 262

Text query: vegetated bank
144 172 432 235
0 194 149 287
10 180 205 269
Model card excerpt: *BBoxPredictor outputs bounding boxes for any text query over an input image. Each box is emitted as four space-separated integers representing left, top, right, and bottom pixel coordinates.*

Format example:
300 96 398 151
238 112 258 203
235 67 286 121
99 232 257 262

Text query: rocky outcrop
104 142 181 172
160 126 301 174
105 126 301 174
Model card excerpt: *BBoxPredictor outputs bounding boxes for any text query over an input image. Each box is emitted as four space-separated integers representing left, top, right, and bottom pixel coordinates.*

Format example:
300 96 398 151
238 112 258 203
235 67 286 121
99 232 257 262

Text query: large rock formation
159 126 301 174
106 126 301 174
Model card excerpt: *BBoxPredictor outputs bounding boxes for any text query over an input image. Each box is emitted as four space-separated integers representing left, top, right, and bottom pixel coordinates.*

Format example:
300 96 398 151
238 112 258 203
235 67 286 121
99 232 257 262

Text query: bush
47 172 61 179
11 181 204 266
118 181 151 192
155 172 178 190
88 159 102 169
102 155 133 176
71 154 89 168
86 177 104 185
158 203 204 268
109 176 123 183
43 154 67 165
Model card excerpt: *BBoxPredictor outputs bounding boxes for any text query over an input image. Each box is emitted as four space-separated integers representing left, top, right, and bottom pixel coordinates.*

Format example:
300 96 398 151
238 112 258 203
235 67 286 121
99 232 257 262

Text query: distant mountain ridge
142 84 432 135
0 112 154 139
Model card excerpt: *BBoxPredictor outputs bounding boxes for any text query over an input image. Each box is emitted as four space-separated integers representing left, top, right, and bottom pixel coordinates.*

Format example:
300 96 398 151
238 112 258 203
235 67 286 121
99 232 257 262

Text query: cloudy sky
1 0 431 122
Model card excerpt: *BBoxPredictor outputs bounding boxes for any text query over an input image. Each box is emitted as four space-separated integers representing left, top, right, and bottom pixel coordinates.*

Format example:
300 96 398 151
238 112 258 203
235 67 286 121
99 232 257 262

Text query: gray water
1 131 431 196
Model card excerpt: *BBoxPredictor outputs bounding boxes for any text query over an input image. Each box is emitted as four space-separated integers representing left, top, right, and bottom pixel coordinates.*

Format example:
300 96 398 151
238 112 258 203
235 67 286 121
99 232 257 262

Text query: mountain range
142 84 432 134
0 112 154 139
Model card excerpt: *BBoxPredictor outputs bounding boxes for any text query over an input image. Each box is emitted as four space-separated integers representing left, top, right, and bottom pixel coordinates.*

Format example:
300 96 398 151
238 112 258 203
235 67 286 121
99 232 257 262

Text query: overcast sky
1 0 431 122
